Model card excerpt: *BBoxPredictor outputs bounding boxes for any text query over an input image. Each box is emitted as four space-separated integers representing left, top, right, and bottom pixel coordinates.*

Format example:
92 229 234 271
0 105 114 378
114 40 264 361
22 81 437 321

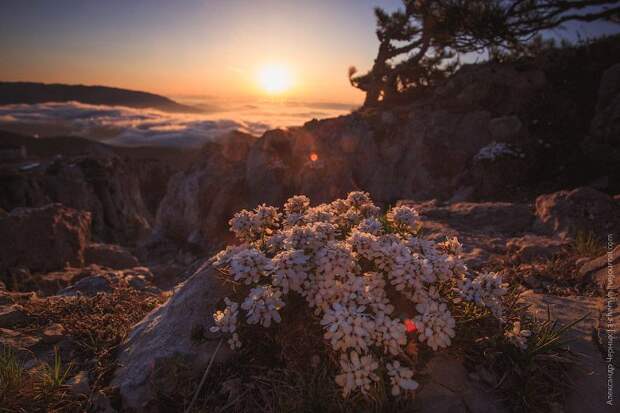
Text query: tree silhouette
351 0 620 107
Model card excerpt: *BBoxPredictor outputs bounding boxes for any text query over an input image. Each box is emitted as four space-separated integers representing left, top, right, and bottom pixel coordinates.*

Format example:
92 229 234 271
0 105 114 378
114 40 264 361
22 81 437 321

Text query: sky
1 0 619 104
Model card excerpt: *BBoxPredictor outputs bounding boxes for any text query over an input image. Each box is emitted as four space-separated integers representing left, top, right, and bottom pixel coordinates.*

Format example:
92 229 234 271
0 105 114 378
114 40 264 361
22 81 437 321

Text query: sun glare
258 64 293 94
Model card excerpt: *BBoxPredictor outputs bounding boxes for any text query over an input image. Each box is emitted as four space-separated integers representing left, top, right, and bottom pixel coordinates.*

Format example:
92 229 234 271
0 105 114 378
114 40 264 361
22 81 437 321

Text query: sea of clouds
0 100 354 148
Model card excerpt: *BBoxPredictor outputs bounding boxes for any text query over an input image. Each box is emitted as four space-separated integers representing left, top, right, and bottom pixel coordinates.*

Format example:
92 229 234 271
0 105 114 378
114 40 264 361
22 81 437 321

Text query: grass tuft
0 345 24 403
573 230 603 257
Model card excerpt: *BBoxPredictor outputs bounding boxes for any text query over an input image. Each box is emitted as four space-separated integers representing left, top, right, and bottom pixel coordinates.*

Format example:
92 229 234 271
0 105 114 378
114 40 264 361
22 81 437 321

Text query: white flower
314 241 356 279
211 244 249 268
241 286 285 327
253 204 281 231
346 191 373 208
283 225 324 251
229 210 258 242
334 351 379 397
371 313 407 355
304 205 336 224
456 272 507 318
386 361 419 396
271 249 309 294
414 300 456 351
211 298 239 334
211 298 241 349
284 195 311 215
505 321 531 350
356 217 384 235
210 192 491 399
474 141 520 162
230 248 273 285
387 206 419 232
348 229 380 261
321 303 372 352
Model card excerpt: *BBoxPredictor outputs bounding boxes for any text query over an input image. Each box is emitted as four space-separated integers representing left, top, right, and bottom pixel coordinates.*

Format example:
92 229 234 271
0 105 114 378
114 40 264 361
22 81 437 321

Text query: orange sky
1 1 618 104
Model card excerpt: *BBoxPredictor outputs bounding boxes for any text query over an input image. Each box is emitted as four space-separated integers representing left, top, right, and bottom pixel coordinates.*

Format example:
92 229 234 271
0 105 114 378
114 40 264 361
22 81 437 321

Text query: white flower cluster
387 205 420 232
504 321 531 350
456 272 508 318
474 141 522 162
210 192 507 399
386 361 419 396
210 298 241 349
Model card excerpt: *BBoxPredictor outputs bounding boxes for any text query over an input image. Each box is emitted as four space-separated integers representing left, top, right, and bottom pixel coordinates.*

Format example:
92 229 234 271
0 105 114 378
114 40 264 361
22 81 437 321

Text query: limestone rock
488 115 523 141
533 187 620 240
60 274 114 296
84 243 140 270
578 244 620 293
521 291 616 413
0 304 29 328
0 203 91 274
153 133 252 249
415 355 507 413
112 264 232 412
506 235 569 263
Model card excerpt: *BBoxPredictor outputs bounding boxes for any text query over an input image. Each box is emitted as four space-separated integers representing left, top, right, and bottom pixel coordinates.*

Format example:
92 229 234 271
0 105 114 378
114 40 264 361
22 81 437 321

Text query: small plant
36 346 72 397
573 230 603 257
466 304 584 413
0 345 23 401
209 192 508 401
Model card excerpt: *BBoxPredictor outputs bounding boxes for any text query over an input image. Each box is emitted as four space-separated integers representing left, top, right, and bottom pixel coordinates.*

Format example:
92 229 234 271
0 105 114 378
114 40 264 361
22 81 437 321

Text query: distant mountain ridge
0 81 199 113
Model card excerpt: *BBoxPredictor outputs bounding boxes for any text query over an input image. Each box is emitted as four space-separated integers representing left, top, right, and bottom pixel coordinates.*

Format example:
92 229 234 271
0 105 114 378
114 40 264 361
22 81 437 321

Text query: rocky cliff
154 37 620 251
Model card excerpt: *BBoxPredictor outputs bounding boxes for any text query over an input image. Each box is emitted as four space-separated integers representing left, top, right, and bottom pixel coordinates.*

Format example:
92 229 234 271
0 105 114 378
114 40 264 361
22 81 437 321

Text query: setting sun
257 64 293 95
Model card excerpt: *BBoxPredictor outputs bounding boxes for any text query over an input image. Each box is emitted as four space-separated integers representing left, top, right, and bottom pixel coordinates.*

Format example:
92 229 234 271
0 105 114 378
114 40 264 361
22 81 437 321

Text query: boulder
533 187 620 240
0 154 152 244
0 203 91 274
0 304 29 328
84 243 140 270
112 264 232 411
420 202 534 235
578 244 620 293
60 274 114 296
506 235 569 263
488 116 523 141
520 291 616 413
415 354 507 413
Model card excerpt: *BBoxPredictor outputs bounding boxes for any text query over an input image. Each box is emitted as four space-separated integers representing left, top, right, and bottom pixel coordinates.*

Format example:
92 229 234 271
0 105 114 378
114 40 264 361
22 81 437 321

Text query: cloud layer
0 100 354 148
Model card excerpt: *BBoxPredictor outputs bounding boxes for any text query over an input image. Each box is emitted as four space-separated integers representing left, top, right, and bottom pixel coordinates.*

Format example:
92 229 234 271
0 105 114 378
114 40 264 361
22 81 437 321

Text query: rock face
589 63 620 162
578 244 620 293
84 243 140 270
112 264 232 411
506 234 569 263
153 48 620 251
533 187 620 239
154 132 253 250
0 154 151 244
155 64 547 250
0 203 91 274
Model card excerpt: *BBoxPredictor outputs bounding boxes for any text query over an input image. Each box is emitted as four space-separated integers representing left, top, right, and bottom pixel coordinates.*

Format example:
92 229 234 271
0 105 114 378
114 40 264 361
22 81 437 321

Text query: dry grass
573 230 604 258
1 288 163 412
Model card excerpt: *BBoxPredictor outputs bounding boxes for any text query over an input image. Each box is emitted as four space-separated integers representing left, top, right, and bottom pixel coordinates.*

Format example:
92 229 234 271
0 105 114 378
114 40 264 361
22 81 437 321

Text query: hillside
0 36 618 413
0 81 198 113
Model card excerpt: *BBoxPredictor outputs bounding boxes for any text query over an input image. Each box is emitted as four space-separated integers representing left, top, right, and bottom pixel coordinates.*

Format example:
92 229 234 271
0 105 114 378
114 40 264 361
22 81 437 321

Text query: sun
257 64 293 94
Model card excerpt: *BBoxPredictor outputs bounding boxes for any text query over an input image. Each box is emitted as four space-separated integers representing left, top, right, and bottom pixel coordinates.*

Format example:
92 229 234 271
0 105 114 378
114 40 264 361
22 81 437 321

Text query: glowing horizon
1 0 618 104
